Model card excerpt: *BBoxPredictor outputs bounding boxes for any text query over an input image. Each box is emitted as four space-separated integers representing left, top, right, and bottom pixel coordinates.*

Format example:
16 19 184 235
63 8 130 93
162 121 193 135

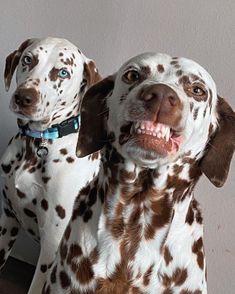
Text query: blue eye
58 69 70 79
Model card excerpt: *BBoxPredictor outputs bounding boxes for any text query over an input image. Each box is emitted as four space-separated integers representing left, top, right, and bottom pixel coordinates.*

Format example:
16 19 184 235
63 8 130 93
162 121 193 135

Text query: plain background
0 1 234 293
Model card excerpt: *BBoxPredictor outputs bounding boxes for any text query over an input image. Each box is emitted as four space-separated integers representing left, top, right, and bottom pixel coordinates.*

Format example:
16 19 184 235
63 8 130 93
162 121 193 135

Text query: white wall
0 1 234 293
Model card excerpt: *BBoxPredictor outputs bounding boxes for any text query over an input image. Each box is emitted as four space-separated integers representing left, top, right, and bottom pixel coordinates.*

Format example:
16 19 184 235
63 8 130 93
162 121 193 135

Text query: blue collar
19 115 80 140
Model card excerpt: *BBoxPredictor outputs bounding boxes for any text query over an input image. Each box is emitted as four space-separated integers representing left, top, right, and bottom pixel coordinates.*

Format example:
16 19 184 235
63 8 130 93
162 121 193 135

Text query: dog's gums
130 121 184 155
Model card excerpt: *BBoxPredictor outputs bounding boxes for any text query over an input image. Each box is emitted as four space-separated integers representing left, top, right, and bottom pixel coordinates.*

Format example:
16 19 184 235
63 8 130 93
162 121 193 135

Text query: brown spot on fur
176 70 183 76
49 67 59 81
163 289 174 294
157 64 165 73
75 257 94 284
41 199 49 211
1 164 11 174
60 242 68 260
53 159 60 163
173 268 188 286
64 225 71 241
60 148 68 155
192 237 204 270
59 271 71 289
42 177 51 184
42 284 51 294
107 202 124 239
180 290 202 294
66 156 75 163
67 244 82 264
145 194 172 239
50 265 57 284
40 264 47 273
16 188 26 198
10 227 19 237
28 228 36 236
55 205 66 219
185 204 194 225
24 208 36 218
163 246 173 266
143 264 153 286
193 107 199 120
0 249 6 267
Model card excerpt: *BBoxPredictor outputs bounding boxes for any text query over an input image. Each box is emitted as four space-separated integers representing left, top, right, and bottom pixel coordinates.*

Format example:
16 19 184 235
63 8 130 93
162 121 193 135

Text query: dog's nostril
24 97 32 105
14 93 33 107
168 95 178 106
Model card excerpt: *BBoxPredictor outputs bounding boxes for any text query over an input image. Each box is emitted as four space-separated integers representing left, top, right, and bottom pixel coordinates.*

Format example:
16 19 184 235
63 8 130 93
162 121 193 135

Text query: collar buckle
56 117 77 138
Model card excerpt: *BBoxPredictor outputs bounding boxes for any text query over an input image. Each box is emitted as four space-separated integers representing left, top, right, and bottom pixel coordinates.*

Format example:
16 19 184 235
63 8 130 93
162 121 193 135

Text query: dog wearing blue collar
0 37 101 294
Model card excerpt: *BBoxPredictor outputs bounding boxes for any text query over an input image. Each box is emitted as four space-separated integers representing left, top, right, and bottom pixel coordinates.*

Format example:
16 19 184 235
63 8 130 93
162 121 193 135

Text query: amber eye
191 85 206 96
122 70 140 84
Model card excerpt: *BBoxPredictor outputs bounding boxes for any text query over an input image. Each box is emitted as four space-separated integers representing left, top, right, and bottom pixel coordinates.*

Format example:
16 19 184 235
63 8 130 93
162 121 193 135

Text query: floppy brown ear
76 76 115 158
200 96 235 187
84 60 102 87
4 38 36 91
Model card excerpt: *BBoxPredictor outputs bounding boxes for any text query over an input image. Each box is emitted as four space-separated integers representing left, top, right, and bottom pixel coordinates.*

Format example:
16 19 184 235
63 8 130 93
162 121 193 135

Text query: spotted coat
0 37 101 294
43 53 235 294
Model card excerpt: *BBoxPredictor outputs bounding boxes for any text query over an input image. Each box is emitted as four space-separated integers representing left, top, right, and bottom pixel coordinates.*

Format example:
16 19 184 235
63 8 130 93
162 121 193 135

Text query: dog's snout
140 84 180 108
139 84 182 126
14 88 38 108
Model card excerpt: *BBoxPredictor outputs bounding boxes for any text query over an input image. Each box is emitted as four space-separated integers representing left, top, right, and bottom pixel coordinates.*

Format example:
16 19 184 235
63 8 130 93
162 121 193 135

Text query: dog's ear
200 96 235 187
4 38 36 91
76 76 115 158
84 60 102 87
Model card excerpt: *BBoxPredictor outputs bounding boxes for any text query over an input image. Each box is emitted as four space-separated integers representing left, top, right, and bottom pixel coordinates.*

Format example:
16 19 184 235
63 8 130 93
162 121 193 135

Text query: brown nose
14 88 38 108
139 84 182 125
140 83 180 106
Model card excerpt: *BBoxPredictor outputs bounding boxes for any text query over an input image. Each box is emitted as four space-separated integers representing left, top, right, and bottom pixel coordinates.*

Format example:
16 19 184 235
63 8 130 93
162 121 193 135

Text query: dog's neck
16 97 81 158
99 144 202 226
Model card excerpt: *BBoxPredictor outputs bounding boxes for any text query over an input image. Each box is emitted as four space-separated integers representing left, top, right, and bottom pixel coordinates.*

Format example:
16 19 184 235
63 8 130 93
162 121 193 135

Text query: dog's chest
93 195 206 293
1 134 100 238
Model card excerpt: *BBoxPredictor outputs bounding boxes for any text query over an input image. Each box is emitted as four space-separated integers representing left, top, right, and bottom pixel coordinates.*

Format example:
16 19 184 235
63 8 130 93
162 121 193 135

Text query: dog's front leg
27 248 53 294
42 183 103 294
27 228 63 294
0 199 20 271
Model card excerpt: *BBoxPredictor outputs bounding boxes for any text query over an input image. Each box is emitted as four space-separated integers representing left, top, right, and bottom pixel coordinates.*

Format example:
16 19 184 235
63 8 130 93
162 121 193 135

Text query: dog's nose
140 84 180 108
14 88 38 108
139 84 182 126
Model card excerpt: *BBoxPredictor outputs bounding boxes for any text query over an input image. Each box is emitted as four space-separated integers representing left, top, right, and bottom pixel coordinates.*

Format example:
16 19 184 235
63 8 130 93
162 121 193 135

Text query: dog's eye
22 55 32 65
58 69 70 79
190 85 206 96
122 70 140 84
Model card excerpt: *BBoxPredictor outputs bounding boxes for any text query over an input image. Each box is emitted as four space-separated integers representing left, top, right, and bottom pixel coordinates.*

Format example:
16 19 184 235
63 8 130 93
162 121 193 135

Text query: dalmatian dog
43 52 235 294
0 37 101 293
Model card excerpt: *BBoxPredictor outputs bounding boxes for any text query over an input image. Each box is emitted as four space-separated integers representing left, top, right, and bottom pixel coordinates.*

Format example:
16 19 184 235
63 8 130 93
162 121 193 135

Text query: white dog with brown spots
43 53 235 294
0 37 101 294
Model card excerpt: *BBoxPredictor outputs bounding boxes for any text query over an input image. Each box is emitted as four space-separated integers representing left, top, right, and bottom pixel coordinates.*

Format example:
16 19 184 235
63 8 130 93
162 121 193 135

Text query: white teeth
133 121 172 140
161 126 167 138
165 127 170 141
140 122 145 130
155 124 161 132
135 122 140 129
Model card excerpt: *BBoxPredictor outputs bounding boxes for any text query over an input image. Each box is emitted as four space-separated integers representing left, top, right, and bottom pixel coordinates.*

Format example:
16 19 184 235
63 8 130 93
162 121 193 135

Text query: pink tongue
169 135 183 154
